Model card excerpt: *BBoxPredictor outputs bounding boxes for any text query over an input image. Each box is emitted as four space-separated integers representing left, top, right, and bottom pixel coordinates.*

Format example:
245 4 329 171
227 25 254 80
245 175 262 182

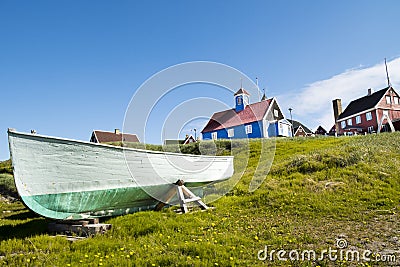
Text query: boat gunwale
7 129 234 159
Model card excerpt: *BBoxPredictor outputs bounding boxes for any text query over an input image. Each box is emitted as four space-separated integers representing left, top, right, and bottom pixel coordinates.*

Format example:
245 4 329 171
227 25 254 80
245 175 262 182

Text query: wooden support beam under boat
154 180 209 213
48 218 112 237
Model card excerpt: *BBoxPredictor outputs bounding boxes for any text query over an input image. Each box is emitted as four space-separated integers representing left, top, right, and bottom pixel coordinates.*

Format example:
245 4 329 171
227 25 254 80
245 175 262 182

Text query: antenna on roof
385 58 392 87
256 77 260 100
240 78 243 89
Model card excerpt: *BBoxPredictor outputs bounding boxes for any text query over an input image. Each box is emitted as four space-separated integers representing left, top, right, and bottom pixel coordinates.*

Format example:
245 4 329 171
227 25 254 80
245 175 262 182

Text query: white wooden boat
7 129 234 220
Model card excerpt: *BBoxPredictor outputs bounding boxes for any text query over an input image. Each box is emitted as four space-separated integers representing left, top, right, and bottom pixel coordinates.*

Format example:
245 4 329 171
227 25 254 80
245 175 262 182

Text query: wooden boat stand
154 179 209 213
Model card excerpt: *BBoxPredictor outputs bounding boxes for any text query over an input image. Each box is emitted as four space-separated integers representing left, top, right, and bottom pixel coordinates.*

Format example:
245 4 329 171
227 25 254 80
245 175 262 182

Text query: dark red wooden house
333 86 400 135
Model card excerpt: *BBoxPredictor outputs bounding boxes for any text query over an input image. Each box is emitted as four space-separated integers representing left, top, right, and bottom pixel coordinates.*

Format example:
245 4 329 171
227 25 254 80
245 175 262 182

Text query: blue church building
201 88 292 140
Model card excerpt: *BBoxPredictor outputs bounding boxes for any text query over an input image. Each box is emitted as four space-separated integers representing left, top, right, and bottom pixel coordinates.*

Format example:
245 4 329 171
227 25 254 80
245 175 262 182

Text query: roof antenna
240 78 243 89
256 77 260 100
385 58 391 87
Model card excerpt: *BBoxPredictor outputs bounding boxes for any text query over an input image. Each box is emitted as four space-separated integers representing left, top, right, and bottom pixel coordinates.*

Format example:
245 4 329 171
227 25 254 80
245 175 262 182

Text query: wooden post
154 179 209 213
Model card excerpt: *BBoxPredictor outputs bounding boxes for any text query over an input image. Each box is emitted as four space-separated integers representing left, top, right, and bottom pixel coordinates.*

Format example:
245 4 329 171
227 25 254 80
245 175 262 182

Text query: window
347 118 352 126
274 109 279 118
245 124 252 134
386 96 391 104
394 97 399 105
227 128 234 138
366 112 372 121
341 121 346 129
237 96 242 105
383 110 389 117
356 115 361 124
211 132 217 140
368 126 374 133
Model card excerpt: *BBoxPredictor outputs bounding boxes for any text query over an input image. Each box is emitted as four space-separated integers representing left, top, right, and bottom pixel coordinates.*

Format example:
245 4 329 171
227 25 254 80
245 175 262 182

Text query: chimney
367 88 373 96
332 99 342 133
114 129 120 134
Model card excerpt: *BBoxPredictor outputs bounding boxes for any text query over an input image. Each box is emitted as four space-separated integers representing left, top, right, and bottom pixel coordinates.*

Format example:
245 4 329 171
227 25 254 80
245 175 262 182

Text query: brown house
90 129 140 143
315 126 328 135
287 119 313 137
333 86 400 135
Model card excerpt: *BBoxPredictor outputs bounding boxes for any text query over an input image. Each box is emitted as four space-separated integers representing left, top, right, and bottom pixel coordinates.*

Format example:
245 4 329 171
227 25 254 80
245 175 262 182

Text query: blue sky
1 0 400 160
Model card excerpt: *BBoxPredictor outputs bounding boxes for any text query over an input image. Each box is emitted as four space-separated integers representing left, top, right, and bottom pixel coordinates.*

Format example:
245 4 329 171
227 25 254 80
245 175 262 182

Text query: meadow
0 133 399 266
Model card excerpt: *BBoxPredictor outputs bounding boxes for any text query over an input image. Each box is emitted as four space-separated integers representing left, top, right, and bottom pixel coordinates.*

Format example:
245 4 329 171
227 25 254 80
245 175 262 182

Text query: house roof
337 87 390 120
165 135 196 145
92 130 140 143
315 125 327 133
234 88 250 96
287 119 312 133
183 135 196 145
201 98 273 133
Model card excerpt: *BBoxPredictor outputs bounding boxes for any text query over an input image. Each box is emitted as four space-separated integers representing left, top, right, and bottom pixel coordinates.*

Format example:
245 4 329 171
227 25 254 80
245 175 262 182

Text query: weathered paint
8 130 233 220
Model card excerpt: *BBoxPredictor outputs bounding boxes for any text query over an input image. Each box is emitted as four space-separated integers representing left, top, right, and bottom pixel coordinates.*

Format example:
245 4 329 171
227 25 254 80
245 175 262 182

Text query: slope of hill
0 133 399 266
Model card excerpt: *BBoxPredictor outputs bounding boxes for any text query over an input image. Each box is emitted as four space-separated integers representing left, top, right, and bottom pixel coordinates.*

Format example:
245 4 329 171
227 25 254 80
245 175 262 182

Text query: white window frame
368 126 374 133
227 128 234 138
245 124 252 134
356 115 361 124
274 109 279 117
366 112 372 121
211 132 217 140
386 95 391 104
347 118 352 126
383 110 389 117
394 96 399 105
341 121 346 129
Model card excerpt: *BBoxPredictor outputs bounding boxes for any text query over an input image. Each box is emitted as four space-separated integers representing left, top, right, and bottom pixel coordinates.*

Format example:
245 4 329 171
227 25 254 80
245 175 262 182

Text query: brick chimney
332 99 342 133
114 129 120 134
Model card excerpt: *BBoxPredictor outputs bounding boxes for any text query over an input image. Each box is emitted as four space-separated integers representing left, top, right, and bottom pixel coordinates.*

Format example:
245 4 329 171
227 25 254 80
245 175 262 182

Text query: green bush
0 159 12 175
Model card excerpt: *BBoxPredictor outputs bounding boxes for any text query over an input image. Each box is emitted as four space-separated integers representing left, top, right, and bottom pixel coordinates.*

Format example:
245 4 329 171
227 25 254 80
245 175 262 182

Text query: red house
90 129 140 143
333 86 400 135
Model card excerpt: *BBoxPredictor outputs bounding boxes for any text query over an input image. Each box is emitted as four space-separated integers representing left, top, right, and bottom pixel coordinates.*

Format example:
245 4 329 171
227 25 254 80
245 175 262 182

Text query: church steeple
261 88 267 101
234 88 250 112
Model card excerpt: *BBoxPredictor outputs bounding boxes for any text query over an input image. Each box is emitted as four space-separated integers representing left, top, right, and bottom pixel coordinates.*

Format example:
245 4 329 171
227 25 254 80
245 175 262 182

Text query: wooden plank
48 222 111 236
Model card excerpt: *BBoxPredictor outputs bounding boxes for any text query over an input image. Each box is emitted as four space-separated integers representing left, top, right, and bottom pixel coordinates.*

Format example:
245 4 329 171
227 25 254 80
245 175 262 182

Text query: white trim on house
356 115 361 124
245 124 252 134
262 97 276 121
261 98 276 138
337 107 375 122
92 130 100 143
227 128 234 138
294 125 305 136
377 114 395 133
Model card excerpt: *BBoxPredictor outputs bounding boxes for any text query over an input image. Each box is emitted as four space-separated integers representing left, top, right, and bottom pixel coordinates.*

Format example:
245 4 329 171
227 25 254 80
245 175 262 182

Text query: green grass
1 133 399 266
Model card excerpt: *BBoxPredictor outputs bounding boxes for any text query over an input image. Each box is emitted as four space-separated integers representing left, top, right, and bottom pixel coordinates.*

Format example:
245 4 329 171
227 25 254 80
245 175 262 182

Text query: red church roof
201 98 273 133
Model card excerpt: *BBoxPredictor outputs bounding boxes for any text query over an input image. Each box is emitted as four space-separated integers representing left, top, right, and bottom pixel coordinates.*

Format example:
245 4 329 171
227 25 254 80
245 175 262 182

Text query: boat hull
8 130 234 220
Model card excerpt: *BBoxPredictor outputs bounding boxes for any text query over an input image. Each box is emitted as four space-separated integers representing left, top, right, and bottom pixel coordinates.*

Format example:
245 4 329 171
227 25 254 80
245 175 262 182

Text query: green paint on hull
21 183 206 220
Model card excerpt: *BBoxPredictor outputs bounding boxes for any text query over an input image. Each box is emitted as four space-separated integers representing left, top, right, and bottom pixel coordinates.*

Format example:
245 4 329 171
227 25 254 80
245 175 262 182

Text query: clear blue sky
1 0 400 160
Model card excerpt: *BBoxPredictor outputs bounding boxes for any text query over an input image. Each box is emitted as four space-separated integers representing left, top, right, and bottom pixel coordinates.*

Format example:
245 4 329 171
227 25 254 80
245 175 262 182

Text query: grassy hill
0 133 399 266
